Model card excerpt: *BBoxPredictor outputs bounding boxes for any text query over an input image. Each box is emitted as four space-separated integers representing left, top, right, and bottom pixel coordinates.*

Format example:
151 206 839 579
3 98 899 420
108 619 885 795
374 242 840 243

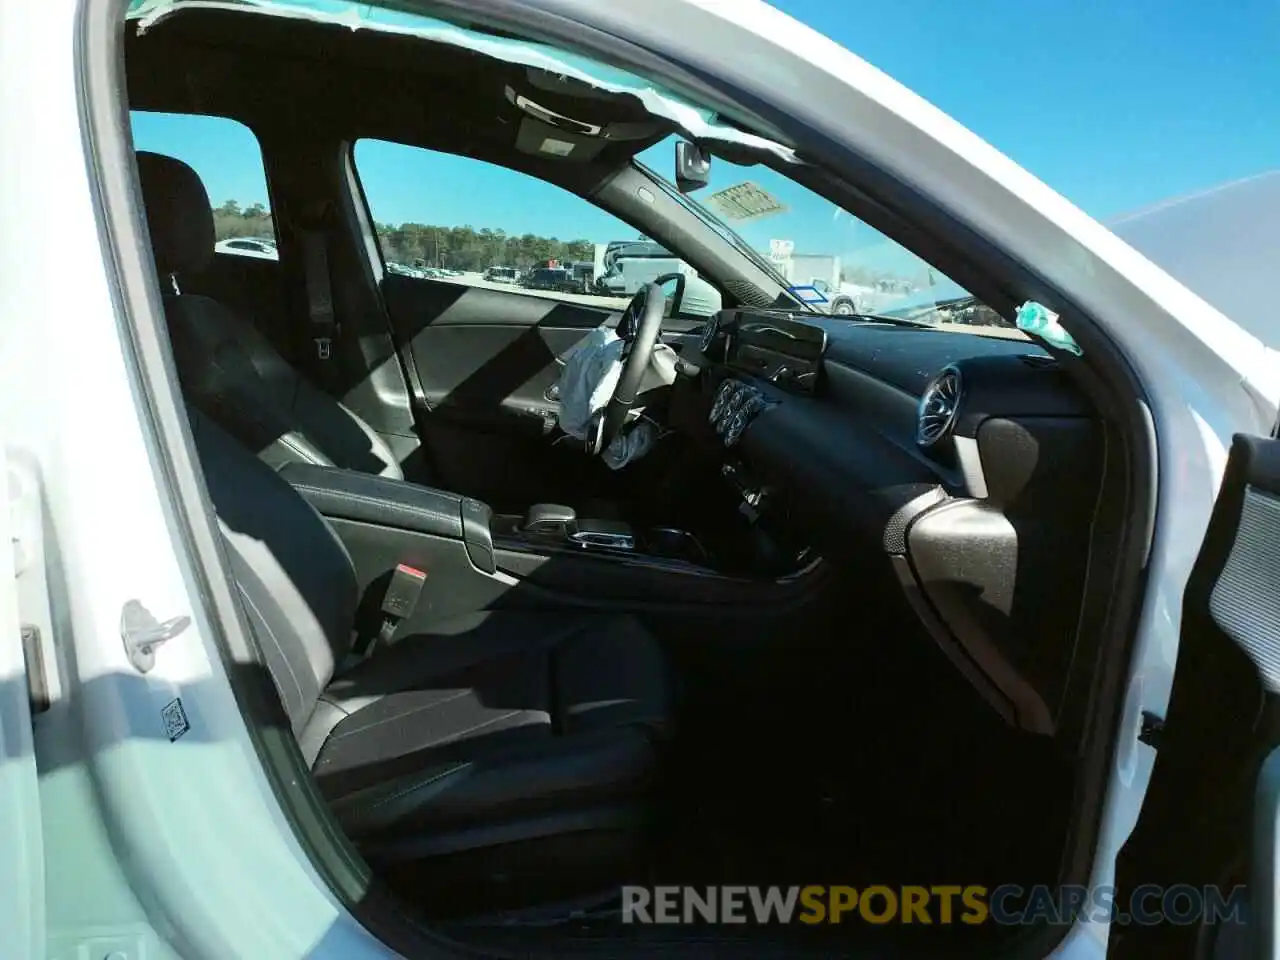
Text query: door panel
381 274 632 508
1110 432 1280 956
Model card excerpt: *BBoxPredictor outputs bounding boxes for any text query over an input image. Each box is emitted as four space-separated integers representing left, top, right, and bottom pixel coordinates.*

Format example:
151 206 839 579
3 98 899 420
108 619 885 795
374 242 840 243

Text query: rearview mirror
655 272 723 320
675 140 711 193
655 272 686 318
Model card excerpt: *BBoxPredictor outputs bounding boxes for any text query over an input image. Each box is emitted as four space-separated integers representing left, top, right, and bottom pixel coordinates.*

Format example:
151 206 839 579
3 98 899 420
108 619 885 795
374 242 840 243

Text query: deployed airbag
556 326 675 470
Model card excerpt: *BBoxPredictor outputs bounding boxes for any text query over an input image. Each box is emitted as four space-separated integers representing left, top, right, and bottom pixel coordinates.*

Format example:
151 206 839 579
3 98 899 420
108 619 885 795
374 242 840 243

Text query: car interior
124 3 1135 952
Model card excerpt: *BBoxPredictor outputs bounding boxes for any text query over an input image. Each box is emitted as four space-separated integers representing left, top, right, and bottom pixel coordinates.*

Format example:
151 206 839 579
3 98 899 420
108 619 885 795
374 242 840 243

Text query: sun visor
515 118 607 163
505 84 665 162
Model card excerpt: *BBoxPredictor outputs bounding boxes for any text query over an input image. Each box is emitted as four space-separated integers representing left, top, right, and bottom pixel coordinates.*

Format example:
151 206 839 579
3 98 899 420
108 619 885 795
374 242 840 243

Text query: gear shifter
521 503 577 538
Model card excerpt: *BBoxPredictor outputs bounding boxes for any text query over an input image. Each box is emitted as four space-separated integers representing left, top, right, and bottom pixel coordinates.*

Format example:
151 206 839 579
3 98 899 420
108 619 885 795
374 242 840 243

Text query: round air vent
916 365 962 447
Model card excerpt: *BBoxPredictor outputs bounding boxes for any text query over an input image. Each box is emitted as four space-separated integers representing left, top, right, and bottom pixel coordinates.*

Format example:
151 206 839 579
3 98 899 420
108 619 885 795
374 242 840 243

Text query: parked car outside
213 236 278 260
485 265 519 284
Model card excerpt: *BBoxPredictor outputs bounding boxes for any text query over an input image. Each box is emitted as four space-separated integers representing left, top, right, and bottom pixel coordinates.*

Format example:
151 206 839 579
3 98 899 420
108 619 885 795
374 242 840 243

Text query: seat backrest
189 407 359 737
135 151 404 479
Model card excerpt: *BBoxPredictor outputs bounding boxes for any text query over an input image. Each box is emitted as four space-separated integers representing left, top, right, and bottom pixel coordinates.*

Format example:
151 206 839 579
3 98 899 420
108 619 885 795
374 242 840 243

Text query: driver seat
135 150 412 480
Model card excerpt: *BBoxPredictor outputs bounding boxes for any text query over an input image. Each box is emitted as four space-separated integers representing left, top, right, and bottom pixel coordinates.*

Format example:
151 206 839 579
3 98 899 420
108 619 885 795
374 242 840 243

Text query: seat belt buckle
382 563 427 621
314 337 333 361
353 563 427 659
372 563 427 651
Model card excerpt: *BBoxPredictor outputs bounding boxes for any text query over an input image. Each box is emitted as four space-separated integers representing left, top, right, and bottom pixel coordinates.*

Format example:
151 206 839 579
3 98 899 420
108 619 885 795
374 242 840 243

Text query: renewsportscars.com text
621 884 1248 926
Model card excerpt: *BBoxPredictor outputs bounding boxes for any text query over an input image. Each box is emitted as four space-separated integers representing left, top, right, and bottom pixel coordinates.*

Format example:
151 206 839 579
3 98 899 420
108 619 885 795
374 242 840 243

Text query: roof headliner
125 6 674 195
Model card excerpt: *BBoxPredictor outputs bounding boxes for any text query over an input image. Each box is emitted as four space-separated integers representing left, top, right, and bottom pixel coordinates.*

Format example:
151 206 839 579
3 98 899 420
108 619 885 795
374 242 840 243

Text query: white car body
2 1 1278 958
1109 170 1280 349
213 236 279 260
806 276 891 315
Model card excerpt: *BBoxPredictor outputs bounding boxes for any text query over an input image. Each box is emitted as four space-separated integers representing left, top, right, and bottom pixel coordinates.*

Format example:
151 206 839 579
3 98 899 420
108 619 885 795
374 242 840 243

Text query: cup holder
644 527 711 564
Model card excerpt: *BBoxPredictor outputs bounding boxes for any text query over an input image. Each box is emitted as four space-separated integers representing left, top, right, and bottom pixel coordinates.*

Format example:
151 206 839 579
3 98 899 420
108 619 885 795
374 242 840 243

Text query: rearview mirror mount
675 140 711 193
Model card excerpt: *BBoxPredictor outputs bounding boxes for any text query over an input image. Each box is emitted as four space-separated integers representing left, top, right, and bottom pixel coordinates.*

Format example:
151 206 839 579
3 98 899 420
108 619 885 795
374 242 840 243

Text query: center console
491 504 712 566
279 463 808 622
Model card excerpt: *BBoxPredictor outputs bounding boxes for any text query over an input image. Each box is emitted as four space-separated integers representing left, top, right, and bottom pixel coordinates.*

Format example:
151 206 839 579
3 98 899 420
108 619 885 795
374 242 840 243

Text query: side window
130 111 277 259
354 139 648 310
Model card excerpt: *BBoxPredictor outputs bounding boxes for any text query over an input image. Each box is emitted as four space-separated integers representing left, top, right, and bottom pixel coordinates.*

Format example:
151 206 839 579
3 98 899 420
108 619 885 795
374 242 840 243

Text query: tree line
375 222 593 272
209 200 948 297
211 201 594 272
213 200 273 241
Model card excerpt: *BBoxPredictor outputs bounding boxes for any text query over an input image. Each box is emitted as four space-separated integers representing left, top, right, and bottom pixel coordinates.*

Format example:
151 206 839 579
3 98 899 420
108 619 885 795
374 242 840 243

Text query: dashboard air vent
917 365 962 447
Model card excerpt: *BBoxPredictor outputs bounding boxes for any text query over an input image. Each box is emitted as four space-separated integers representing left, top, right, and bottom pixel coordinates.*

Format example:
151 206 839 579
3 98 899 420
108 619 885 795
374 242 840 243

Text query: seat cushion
308 611 669 848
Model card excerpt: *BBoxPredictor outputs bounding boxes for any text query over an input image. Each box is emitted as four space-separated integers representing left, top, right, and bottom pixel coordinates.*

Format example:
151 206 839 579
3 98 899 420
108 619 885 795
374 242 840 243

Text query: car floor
655 627 1072 892
633 585 1076 952
432 574 1076 954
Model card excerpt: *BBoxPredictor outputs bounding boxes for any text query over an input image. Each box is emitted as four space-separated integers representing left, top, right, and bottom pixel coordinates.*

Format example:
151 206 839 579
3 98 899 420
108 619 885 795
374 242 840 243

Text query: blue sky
132 0 1279 266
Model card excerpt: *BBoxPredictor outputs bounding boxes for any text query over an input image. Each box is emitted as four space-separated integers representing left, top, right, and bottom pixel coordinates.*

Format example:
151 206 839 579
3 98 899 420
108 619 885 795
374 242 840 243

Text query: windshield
636 137 1021 337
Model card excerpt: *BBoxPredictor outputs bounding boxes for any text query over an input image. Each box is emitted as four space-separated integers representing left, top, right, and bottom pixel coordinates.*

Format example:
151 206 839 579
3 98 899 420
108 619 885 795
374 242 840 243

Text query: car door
1109 424 1280 956
380 271 626 506
352 139 710 509
2 444 49 960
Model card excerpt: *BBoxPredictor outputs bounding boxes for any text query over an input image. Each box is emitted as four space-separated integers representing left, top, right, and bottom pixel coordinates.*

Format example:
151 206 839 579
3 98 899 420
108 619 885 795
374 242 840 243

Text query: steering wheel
588 282 666 455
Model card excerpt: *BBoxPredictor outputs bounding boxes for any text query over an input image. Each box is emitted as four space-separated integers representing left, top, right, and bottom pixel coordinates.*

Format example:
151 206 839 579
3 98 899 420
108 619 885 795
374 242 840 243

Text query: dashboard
685 308 1105 743
701 309 826 393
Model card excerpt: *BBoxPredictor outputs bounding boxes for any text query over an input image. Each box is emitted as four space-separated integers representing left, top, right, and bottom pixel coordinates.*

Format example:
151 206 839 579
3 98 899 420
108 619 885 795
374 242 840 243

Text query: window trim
129 108 282 251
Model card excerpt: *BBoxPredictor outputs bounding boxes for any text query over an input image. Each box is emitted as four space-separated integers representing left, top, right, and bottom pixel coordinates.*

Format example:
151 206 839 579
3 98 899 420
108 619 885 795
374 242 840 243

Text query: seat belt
295 203 339 382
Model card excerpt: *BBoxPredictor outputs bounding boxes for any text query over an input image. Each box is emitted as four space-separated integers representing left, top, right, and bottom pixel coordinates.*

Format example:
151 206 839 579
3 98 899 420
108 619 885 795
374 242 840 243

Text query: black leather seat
136 150 408 479
191 378 669 895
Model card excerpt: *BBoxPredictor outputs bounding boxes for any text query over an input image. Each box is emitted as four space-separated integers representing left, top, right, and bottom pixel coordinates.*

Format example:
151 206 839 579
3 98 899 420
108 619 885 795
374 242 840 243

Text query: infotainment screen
724 311 827 391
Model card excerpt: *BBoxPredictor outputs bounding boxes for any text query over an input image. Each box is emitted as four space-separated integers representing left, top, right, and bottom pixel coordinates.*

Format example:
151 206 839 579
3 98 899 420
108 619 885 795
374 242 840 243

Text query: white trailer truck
775 252 921 316
774 253 869 315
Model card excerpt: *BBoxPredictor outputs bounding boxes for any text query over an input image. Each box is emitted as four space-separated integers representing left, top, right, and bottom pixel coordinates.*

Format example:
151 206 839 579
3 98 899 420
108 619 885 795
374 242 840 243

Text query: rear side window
130 111 277 255
353 138 635 307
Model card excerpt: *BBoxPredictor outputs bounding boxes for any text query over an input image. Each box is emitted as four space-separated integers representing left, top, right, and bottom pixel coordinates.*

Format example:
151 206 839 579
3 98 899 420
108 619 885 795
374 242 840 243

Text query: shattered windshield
637 136 1019 335
127 0 795 161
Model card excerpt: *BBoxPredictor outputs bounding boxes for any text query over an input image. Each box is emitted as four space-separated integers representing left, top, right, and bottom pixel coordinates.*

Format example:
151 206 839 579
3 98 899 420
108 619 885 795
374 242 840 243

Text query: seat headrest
136 151 215 276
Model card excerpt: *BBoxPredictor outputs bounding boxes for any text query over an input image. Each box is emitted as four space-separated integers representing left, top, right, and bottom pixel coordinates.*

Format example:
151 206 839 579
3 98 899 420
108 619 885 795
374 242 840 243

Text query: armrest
280 463 497 575
279 463 464 539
